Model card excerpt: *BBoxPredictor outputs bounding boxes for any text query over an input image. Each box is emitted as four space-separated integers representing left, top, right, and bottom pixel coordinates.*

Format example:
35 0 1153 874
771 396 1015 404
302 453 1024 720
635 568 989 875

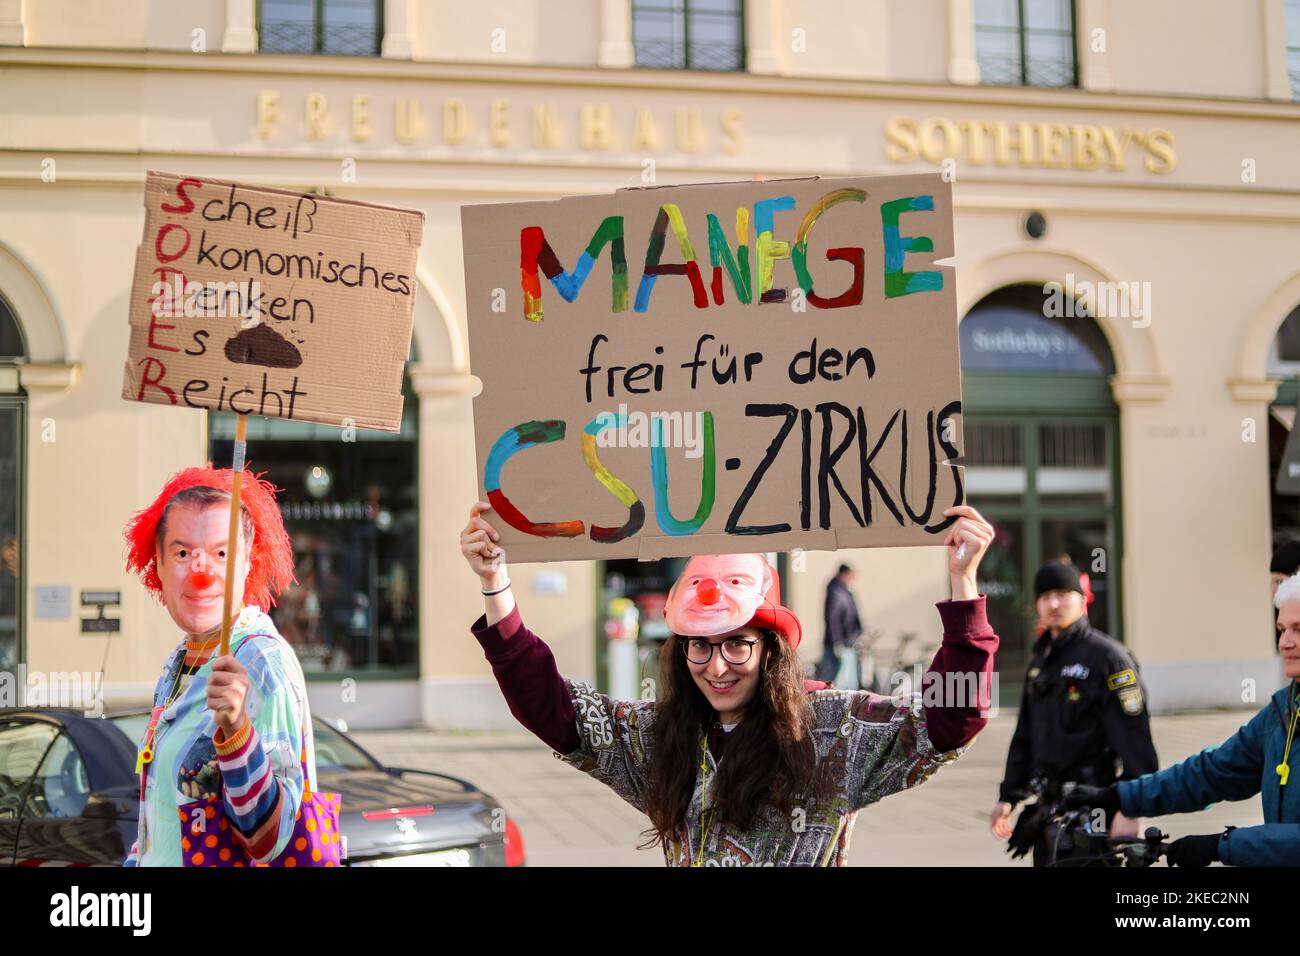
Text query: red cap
746 562 802 649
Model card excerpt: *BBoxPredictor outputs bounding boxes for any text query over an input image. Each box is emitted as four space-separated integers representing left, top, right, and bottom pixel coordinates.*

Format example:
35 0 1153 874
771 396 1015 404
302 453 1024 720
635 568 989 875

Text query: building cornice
2 46 1300 122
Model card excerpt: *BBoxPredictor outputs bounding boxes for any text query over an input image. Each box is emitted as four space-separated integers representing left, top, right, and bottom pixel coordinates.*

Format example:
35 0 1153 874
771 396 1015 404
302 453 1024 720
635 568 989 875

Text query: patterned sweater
125 606 316 866
473 597 998 866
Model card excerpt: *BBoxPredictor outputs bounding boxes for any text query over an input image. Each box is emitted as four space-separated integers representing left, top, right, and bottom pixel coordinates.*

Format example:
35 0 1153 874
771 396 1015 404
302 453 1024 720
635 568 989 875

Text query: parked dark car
0 708 525 866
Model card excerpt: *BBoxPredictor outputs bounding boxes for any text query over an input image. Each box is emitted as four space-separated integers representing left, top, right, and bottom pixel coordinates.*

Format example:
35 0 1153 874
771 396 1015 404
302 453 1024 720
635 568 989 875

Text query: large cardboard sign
462 173 963 563
123 171 425 431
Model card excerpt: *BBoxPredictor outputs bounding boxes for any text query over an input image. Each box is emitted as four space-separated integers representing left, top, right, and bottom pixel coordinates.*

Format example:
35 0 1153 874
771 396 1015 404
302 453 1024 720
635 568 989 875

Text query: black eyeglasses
678 636 759 666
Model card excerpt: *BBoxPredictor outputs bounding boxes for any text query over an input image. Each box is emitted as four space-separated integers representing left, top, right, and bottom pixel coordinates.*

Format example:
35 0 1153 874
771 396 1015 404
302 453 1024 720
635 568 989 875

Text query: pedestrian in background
818 564 863 689
1271 540 1300 646
991 560 1158 865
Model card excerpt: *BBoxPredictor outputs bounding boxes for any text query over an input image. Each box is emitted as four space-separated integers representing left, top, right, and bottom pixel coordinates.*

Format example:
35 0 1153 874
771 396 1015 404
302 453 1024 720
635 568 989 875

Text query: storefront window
209 372 418 677
1268 305 1300 548
0 296 24 672
0 405 20 673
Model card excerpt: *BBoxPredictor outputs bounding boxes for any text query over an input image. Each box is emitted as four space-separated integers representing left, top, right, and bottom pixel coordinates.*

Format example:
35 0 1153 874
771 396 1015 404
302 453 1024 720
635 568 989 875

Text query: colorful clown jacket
565 680 961 866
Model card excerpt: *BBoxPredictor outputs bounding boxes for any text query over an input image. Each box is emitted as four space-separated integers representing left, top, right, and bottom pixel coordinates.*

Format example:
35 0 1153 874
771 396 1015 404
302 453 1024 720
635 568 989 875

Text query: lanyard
692 734 717 867
1279 685 1299 787
135 630 222 792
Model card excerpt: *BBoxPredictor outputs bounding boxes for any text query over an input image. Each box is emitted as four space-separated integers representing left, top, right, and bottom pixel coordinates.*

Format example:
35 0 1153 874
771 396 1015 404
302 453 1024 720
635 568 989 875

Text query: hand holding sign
942 504 994 598
208 653 251 736
461 501 507 583
462 502 516 627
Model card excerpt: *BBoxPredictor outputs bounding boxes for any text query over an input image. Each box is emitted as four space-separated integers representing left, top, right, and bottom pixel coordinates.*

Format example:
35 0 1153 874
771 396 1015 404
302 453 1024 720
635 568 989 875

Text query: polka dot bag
178 748 342 867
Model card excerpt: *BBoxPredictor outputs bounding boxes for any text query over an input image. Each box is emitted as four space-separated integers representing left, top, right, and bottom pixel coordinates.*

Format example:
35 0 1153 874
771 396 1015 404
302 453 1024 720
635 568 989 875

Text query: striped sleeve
214 715 286 862
123 840 139 867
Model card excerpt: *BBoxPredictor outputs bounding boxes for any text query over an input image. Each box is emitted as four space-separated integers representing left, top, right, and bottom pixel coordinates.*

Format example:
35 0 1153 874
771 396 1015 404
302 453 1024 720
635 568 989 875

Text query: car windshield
312 720 378 772
107 714 377 773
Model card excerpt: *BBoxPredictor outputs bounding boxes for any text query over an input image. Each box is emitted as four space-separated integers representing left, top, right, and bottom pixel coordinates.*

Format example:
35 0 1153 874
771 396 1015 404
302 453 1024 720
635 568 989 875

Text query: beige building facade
2 0 1299 728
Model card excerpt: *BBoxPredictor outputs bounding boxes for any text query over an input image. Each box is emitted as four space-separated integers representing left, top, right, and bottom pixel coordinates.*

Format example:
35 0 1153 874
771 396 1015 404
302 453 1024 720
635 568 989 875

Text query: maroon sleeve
923 596 1000 752
472 606 581 754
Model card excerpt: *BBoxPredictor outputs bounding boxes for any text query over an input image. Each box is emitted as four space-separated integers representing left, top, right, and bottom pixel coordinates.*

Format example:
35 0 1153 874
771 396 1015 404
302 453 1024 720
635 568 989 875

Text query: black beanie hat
1271 540 1300 576
1034 561 1083 598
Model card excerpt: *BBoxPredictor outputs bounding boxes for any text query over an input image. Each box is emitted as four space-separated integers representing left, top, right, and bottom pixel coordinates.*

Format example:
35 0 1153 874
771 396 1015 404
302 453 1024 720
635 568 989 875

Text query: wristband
482 579 512 596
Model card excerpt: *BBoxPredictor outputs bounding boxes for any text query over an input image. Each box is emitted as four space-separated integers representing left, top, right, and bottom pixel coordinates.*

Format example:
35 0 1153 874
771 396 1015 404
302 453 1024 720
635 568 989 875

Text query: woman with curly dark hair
462 500 1000 866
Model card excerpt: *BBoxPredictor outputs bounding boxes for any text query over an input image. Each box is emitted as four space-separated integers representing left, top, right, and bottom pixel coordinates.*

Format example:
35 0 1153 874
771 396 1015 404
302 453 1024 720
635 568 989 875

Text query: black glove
1006 803 1048 860
1060 783 1121 819
1165 833 1221 867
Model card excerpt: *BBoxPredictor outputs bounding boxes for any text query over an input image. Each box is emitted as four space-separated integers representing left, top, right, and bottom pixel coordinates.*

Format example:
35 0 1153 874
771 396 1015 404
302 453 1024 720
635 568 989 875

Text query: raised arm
925 504 999 751
461 502 653 808
462 500 578 753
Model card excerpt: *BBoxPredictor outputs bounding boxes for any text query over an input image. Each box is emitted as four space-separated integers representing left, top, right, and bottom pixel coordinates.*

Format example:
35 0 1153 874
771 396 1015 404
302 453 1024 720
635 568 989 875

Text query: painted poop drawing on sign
224 323 304 369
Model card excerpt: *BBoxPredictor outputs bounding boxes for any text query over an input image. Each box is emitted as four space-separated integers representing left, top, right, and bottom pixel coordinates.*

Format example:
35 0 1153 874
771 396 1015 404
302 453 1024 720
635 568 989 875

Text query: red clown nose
697 578 721 605
187 569 218 591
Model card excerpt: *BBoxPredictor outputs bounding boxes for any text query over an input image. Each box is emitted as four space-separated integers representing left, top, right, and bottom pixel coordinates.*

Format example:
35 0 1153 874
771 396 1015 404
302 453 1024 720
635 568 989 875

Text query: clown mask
156 501 252 638
665 553 775 637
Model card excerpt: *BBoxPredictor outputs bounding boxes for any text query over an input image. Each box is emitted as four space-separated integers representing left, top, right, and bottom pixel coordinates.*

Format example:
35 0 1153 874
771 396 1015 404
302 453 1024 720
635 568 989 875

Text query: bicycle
1008 780 1170 867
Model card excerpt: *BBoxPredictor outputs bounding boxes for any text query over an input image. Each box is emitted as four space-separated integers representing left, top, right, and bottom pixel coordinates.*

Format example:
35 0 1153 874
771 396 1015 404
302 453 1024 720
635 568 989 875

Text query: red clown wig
124 465 296 611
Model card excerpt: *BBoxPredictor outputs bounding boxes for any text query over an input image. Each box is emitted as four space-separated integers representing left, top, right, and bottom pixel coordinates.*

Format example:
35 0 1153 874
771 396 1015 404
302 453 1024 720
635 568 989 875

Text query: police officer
989 560 1159 865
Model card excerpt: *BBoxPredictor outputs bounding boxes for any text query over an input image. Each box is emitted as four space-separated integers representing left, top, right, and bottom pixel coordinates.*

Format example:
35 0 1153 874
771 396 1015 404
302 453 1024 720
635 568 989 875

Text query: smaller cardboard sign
123 171 426 432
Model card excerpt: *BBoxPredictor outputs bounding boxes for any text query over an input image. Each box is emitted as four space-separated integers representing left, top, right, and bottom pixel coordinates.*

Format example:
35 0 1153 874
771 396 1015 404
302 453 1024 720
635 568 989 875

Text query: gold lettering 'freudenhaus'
255 91 744 156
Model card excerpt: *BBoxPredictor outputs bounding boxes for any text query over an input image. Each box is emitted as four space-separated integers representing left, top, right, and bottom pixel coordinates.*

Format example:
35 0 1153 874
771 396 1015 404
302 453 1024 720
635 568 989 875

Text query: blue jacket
1118 683 1300 866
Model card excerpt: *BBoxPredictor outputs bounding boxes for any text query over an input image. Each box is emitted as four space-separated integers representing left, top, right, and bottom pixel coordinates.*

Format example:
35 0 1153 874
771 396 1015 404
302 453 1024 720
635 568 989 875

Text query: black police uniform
999 614 1159 865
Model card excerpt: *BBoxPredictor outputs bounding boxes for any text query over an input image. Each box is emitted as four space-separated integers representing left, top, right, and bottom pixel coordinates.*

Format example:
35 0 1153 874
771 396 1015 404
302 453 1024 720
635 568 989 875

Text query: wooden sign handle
219 412 248 657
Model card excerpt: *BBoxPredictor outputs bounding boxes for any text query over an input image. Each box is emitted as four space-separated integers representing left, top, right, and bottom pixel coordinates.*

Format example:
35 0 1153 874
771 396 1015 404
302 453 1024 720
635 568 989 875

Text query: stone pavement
352 709 1263 866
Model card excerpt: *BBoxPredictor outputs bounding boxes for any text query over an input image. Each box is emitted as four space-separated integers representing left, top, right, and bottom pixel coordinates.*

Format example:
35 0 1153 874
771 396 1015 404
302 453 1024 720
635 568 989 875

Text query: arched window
1268 303 1300 377
0 293 24 363
960 282 1113 375
961 284 1120 696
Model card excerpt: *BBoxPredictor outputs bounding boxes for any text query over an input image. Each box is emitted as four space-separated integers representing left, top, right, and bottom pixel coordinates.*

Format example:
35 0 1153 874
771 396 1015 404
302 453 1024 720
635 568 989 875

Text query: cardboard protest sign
123 171 425 431
462 173 963 563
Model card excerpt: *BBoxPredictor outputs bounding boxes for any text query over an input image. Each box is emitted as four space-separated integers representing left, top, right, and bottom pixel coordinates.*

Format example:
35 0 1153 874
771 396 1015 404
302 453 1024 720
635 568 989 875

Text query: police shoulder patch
1106 668 1137 690
1117 686 1144 715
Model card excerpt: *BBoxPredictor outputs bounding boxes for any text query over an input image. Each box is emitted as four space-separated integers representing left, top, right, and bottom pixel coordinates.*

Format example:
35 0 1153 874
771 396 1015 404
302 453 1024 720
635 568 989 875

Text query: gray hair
156 486 253 550
1275 572 1300 610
